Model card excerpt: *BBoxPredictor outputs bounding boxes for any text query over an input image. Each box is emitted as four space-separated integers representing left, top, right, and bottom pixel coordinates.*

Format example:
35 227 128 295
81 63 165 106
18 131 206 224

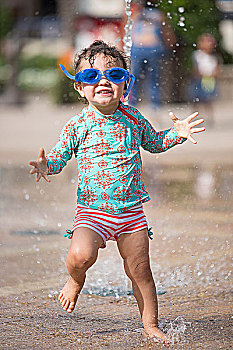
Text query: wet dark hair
74 40 130 72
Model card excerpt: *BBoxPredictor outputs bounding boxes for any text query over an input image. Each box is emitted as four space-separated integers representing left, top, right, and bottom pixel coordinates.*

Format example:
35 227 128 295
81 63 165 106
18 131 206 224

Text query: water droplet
178 21 185 27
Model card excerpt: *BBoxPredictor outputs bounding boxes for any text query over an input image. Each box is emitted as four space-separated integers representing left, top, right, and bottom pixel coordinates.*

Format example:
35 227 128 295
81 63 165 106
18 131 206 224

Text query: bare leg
117 229 168 342
59 227 104 313
123 260 144 316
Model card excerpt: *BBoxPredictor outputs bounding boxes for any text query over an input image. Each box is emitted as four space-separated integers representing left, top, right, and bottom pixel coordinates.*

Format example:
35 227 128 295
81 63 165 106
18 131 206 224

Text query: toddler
29 40 205 342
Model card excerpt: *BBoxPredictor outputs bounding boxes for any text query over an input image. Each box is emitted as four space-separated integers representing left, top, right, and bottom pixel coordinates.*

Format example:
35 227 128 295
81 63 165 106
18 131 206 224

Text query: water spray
123 0 133 57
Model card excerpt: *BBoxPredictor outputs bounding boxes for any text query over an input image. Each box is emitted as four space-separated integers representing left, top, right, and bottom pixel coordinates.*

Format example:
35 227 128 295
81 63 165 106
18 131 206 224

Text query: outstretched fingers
29 160 38 168
191 127 206 134
187 135 197 144
190 118 205 128
38 147 46 161
186 112 199 123
190 118 205 135
169 111 179 122
42 174 51 182
169 110 205 144
36 173 41 182
170 111 200 124
29 148 50 182
31 168 50 182
29 167 37 175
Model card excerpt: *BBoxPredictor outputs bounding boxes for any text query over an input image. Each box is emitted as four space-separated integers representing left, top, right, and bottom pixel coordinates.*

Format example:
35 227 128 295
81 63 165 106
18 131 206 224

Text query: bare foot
143 327 170 343
58 277 80 313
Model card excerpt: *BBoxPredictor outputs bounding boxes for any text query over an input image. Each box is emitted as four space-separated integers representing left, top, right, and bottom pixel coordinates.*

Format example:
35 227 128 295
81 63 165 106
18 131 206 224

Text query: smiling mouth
97 90 112 95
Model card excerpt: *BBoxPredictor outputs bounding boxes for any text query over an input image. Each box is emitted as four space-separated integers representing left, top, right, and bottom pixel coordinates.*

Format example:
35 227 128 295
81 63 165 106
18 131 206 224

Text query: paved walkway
0 97 232 349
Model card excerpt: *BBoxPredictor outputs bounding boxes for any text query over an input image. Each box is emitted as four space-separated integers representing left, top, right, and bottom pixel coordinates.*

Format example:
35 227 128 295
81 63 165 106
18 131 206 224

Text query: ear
74 82 85 97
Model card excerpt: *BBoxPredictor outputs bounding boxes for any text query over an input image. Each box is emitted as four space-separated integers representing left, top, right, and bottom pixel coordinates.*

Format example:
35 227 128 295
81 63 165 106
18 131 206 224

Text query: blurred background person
130 0 176 110
190 33 221 127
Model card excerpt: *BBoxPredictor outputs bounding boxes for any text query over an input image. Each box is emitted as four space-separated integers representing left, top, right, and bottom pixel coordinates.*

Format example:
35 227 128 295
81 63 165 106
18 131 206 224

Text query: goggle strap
59 64 75 80
124 74 135 98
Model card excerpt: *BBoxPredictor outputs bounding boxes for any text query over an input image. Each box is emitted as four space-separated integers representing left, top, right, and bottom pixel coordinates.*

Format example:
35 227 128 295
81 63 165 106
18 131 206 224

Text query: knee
127 257 152 282
67 248 97 271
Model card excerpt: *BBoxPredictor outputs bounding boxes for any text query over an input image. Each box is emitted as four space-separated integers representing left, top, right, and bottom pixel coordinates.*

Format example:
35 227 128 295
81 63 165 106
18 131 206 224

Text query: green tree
0 3 13 40
157 0 223 69
136 0 232 67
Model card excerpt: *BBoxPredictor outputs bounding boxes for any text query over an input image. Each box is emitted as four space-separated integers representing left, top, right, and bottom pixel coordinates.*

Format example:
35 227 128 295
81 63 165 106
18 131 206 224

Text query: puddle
82 286 167 297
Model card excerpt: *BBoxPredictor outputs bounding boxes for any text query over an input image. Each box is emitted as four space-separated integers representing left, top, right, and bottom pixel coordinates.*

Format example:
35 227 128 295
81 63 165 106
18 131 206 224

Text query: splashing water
138 316 190 345
123 0 133 57
178 6 185 13
159 316 191 344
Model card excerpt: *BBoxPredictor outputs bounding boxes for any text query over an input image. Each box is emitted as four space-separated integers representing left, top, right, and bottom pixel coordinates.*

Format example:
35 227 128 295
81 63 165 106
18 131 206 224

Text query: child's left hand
169 111 205 144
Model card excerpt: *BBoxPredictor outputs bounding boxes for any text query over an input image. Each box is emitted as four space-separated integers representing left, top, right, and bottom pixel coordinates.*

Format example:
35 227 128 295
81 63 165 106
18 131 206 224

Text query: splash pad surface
0 97 233 348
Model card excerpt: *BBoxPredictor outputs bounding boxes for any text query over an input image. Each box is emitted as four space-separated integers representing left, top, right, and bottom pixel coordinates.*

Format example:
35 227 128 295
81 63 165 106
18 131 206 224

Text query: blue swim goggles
59 64 135 98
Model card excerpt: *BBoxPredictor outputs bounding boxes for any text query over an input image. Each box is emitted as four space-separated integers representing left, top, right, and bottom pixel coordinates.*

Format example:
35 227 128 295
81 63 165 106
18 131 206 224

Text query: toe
58 292 63 301
62 299 70 310
67 302 75 313
60 296 65 304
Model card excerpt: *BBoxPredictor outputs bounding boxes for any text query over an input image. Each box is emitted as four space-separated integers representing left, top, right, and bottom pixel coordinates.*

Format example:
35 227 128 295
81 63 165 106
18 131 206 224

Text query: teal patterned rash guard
46 102 186 214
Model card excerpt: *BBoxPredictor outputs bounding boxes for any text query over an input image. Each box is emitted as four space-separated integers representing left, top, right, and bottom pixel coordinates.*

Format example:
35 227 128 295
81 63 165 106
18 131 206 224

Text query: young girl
29 40 205 343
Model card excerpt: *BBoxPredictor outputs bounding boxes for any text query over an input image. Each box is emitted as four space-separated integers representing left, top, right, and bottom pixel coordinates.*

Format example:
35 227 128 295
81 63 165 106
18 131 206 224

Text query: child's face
74 54 126 115
198 35 216 53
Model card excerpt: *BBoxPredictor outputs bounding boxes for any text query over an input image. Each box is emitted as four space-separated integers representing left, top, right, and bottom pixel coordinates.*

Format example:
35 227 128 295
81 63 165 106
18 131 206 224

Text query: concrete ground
0 97 232 349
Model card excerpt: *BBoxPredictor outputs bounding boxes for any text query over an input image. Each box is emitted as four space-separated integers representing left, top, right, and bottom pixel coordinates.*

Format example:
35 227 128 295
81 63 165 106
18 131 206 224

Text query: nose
98 74 110 85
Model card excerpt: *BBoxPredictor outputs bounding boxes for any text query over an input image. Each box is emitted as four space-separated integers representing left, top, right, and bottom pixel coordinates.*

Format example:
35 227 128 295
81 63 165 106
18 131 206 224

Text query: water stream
123 0 133 57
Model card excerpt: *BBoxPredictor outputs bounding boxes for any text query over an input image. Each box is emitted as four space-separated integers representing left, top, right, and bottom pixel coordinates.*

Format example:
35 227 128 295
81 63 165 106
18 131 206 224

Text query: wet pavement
0 97 233 349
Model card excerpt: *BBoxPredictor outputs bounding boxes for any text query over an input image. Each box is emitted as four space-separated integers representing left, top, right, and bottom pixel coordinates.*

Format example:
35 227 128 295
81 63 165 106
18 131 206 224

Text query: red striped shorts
71 204 148 248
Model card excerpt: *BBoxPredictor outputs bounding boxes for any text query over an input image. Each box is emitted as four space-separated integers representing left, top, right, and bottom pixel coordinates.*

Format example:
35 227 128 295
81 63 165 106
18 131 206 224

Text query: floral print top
46 102 185 214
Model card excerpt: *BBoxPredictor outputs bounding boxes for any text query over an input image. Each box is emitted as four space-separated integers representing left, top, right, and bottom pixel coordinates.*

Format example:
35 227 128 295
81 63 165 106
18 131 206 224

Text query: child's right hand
29 148 50 182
